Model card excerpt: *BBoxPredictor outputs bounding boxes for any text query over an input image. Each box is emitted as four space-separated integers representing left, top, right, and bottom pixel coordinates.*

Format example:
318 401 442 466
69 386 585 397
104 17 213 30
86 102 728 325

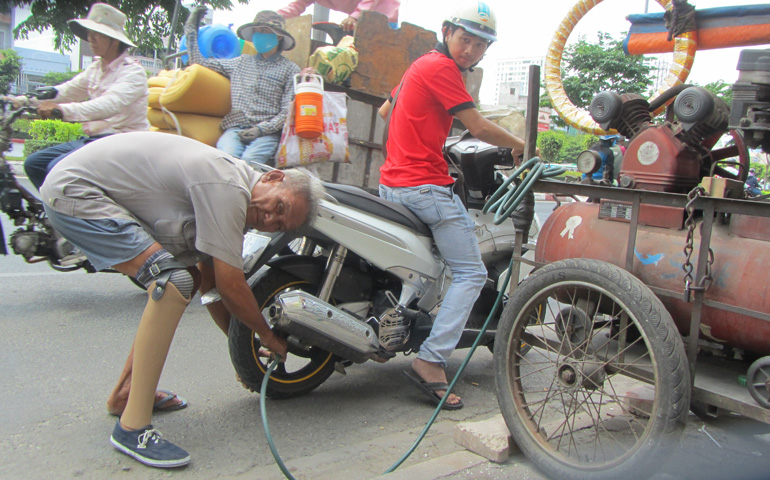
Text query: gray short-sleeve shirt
41 131 261 268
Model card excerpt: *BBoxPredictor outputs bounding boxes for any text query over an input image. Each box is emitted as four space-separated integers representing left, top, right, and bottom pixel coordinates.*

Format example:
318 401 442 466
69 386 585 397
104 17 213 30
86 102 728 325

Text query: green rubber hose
260 158 552 477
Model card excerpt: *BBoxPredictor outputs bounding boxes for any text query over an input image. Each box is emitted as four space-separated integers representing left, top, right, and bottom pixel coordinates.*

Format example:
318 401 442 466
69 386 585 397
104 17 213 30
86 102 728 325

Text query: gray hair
281 168 325 229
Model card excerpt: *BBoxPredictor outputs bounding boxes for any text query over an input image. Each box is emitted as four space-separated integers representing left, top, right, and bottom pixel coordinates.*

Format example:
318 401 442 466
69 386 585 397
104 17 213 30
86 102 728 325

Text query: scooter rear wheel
229 269 337 399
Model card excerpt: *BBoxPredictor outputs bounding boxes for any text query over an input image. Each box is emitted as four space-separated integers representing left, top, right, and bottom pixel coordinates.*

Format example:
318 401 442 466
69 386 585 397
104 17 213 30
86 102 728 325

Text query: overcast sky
211 0 770 103
15 0 770 104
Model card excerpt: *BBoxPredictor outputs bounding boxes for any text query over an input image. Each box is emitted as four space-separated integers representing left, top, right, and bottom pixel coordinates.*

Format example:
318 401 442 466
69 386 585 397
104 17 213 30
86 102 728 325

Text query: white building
493 56 545 109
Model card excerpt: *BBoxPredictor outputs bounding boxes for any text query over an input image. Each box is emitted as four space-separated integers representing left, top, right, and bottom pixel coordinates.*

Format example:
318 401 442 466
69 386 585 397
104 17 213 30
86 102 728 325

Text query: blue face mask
252 32 279 54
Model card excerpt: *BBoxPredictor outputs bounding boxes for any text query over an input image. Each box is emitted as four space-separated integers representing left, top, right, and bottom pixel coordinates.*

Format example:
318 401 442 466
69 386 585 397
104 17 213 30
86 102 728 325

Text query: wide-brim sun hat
68 2 136 48
237 10 295 51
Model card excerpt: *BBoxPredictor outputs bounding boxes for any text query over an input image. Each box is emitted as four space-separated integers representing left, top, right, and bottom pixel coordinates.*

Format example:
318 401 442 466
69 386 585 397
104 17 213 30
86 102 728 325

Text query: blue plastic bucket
179 25 241 63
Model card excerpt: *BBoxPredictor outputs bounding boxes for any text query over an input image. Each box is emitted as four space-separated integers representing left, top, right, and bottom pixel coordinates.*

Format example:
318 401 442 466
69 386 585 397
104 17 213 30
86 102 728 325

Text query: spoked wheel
747 356 770 409
494 259 690 480
229 269 337 399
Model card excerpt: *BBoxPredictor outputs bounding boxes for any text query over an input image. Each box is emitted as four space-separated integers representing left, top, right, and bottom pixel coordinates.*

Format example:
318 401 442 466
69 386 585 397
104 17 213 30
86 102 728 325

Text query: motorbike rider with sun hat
16 3 149 190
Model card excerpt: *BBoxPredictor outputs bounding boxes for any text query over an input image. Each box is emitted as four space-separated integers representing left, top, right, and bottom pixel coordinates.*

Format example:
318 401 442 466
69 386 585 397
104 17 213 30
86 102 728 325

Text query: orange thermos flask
294 73 324 139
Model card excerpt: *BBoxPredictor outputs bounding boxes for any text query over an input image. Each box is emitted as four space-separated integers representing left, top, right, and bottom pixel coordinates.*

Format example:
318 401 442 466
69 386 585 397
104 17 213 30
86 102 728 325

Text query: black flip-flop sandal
402 370 464 410
153 389 188 412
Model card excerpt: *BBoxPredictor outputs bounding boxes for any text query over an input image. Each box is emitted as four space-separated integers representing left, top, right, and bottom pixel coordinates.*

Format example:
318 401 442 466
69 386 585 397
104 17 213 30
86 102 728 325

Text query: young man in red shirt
379 2 527 409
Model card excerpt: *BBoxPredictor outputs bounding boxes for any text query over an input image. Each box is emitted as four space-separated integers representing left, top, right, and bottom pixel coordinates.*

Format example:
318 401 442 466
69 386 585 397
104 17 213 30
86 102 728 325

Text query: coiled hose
260 157 556 478
483 157 565 223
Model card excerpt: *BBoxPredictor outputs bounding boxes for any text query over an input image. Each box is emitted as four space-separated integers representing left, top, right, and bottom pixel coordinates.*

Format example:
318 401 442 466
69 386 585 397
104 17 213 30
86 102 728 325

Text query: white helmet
444 2 497 43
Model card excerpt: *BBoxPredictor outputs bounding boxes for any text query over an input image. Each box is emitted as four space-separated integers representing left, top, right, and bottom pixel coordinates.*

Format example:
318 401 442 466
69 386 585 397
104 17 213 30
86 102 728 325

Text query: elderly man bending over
40 131 324 468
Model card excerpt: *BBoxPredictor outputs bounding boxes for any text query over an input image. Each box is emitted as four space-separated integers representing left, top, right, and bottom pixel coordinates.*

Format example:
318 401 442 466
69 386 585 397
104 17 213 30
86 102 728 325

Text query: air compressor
536 48 770 357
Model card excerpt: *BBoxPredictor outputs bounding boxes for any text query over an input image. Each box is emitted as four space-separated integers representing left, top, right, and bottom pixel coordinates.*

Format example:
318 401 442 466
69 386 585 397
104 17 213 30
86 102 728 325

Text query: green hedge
13 118 32 139
22 119 83 157
23 138 60 156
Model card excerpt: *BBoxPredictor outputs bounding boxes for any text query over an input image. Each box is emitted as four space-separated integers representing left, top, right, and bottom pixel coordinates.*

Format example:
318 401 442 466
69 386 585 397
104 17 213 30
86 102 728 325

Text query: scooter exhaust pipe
268 291 380 363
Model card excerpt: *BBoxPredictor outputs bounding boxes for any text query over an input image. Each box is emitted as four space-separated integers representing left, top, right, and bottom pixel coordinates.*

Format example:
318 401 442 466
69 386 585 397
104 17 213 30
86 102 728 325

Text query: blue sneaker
110 421 190 468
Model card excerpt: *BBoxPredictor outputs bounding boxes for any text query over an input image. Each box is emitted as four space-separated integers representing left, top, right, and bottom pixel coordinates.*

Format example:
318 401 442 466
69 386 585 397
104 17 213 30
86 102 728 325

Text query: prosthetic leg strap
147 257 188 301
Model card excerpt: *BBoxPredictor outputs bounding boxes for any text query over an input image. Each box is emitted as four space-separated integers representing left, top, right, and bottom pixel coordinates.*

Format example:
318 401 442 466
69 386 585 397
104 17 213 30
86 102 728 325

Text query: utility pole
312 5 330 42
167 0 182 53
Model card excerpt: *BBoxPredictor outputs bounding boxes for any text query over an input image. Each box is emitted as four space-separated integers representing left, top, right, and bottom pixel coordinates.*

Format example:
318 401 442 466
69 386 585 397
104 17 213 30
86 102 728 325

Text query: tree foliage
562 32 655 109
537 130 598 164
697 80 733 108
0 48 22 95
42 69 80 86
4 0 247 54
537 131 563 163
541 32 655 118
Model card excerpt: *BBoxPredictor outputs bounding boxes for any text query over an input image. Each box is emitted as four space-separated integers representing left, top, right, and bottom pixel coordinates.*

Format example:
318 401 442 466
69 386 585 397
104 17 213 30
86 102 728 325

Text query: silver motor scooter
215 132 538 398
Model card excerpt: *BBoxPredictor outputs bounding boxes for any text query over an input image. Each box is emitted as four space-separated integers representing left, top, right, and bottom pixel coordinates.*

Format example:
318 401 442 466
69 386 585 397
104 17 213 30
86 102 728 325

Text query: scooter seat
322 183 431 237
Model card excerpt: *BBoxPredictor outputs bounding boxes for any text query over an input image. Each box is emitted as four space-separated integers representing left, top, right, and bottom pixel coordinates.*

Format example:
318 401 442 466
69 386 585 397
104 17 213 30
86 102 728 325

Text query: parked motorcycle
215 132 538 398
0 91 141 285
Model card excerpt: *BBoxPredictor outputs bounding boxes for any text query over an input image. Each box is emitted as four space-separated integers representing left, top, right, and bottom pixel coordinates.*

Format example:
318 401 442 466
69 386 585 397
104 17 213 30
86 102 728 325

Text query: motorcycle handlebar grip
49 107 63 120
497 148 515 166
33 86 58 100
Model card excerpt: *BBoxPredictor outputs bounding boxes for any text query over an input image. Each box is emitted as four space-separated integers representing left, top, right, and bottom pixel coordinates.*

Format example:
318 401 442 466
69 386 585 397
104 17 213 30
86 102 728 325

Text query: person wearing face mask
378 2 529 410
13 3 150 190
184 8 300 167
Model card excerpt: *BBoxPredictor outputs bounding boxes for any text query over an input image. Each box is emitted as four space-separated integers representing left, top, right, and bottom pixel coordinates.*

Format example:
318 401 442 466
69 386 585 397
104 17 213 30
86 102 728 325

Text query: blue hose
260 158 552 477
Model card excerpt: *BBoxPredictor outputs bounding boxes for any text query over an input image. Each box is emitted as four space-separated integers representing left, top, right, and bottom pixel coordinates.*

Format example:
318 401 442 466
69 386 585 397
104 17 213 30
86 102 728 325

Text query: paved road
2 199 770 480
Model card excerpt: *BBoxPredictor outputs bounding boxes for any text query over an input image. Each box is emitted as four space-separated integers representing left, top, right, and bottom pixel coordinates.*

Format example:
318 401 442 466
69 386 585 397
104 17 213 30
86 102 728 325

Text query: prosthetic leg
120 278 191 430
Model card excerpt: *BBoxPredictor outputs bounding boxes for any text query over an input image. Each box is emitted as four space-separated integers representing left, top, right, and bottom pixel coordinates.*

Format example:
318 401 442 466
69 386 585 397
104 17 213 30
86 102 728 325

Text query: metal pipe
524 64 540 161
318 244 347 302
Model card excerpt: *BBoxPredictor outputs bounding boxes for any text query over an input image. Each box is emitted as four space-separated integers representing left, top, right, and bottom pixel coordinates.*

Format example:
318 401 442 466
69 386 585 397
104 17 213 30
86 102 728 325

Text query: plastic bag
308 36 358 85
275 91 350 168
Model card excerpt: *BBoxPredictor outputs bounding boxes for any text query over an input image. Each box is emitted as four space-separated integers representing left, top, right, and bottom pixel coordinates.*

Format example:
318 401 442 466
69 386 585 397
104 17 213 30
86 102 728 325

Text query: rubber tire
487 340 531 357
228 269 337 399
494 259 690 480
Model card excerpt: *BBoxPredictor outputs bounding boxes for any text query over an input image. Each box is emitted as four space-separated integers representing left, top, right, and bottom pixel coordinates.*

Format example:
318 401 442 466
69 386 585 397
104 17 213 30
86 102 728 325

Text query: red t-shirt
379 50 476 187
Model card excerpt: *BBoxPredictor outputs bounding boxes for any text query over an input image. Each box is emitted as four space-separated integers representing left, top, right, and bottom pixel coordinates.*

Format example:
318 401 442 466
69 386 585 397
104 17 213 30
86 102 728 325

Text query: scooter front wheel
228 269 337 399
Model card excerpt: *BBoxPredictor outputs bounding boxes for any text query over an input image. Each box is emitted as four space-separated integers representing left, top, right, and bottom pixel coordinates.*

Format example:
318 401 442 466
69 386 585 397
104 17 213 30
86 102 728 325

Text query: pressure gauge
576 150 602 175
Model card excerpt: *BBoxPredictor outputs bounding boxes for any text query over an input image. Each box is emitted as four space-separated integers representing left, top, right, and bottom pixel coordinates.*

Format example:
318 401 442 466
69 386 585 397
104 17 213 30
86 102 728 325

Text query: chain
682 186 714 302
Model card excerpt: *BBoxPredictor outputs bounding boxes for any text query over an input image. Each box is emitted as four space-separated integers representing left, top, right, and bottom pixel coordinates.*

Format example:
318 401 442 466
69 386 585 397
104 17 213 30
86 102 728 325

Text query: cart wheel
747 356 770 409
494 259 690 480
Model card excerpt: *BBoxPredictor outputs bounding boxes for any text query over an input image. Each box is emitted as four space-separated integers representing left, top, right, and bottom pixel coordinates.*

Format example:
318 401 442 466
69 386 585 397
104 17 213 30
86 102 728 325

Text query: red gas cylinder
619 126 701 193
535 201 770 355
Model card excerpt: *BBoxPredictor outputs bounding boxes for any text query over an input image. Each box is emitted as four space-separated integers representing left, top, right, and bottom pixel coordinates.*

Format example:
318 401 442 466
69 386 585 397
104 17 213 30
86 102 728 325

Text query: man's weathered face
445 27 489 70
247 171 309 232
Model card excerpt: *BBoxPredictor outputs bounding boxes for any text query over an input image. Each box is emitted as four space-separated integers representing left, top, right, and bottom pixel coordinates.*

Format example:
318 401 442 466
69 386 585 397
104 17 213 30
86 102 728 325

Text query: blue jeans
24 134 112 189
379 184 487 366
216 128 281 167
